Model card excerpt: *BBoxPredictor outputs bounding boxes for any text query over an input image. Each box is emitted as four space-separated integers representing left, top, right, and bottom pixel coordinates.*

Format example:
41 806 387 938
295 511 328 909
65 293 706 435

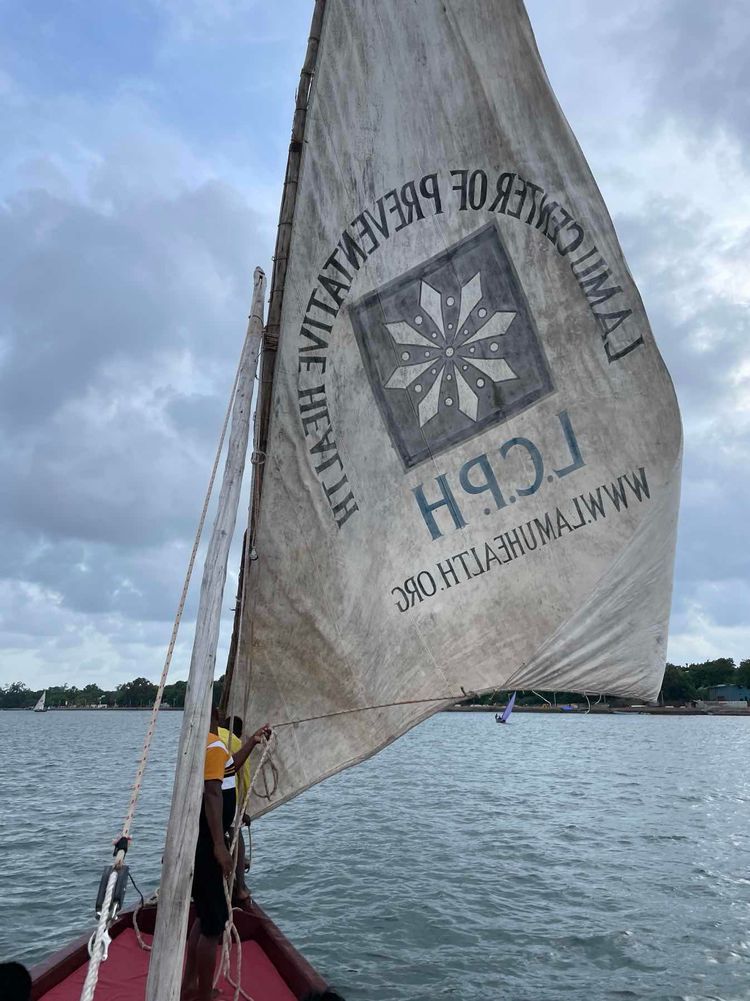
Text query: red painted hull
28 901 339 1001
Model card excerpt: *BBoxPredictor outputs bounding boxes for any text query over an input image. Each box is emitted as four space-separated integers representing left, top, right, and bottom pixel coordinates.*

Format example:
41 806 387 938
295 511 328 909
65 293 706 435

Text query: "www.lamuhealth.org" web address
390 466 651 613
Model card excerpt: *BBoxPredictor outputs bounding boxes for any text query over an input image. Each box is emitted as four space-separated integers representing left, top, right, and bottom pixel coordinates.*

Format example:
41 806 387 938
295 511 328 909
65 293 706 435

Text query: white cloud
668 585 750 666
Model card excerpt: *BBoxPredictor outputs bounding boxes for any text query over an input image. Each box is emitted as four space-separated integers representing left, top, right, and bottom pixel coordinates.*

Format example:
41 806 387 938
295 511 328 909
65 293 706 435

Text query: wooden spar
219 0 328 714
144 268 267 1001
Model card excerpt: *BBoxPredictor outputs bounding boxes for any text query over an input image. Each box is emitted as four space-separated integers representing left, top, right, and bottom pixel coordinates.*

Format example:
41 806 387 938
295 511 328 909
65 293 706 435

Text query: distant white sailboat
33 691 47 713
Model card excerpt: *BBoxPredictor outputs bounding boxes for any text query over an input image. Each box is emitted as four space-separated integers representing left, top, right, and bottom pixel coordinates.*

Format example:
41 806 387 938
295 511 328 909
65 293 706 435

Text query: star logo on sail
383 274 518 427
351 223 554 468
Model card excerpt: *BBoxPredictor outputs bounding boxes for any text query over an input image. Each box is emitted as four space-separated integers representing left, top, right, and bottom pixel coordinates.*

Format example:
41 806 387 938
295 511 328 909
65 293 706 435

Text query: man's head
223 715 243 739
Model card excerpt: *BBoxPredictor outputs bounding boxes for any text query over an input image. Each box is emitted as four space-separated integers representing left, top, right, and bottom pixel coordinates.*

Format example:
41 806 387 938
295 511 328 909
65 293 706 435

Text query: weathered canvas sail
231 0 682 815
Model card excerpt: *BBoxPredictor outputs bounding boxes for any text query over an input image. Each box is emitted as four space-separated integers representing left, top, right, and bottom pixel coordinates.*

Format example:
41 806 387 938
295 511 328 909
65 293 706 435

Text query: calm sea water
0 710 748 1001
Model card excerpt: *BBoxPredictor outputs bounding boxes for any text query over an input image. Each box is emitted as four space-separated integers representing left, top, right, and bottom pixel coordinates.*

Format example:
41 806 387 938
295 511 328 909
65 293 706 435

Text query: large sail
231 0 682 815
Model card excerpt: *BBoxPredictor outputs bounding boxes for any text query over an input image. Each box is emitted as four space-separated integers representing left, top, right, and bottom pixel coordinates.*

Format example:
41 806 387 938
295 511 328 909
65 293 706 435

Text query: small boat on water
23 0 681 998
32 691 47 713
495 692 517 724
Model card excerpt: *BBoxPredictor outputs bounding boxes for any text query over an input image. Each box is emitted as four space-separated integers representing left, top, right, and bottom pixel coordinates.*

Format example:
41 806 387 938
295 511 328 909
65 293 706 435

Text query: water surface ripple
1 711 748 1000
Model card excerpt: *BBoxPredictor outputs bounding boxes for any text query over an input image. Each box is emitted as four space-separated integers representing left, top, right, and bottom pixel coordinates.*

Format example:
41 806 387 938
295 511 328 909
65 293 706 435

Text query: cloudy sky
0 0 747 690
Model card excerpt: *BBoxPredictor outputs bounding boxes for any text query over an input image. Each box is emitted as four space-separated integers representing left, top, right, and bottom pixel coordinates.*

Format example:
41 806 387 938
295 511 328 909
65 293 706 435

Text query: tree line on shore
462 657 750 707
1 658 749 710
0 675 225 709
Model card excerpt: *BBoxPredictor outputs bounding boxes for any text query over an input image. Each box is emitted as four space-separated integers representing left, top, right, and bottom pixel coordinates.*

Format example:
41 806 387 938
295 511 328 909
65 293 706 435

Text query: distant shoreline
0 705 184 711
3 704 748 717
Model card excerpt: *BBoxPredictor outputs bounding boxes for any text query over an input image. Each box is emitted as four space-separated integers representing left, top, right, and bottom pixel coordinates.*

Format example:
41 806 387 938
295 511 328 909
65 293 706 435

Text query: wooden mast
144 268 267 1001
220 0 327 713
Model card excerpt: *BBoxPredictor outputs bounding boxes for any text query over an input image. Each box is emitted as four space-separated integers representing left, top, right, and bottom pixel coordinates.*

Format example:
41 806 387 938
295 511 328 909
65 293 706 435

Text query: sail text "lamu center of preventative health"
296 167 644 530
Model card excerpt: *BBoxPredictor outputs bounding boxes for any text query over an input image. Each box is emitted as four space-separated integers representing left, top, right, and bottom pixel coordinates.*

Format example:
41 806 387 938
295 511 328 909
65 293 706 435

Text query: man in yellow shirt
181 704 270 1001
218 715 252 908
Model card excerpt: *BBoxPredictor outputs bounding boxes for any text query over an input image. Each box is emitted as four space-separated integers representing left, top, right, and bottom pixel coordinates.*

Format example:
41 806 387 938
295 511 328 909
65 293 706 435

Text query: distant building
706 684 750 702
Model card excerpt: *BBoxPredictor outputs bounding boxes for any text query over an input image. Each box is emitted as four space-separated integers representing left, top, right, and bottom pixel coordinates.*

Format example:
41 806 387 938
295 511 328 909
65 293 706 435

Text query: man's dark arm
231 725 272 771
203 780 232 878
